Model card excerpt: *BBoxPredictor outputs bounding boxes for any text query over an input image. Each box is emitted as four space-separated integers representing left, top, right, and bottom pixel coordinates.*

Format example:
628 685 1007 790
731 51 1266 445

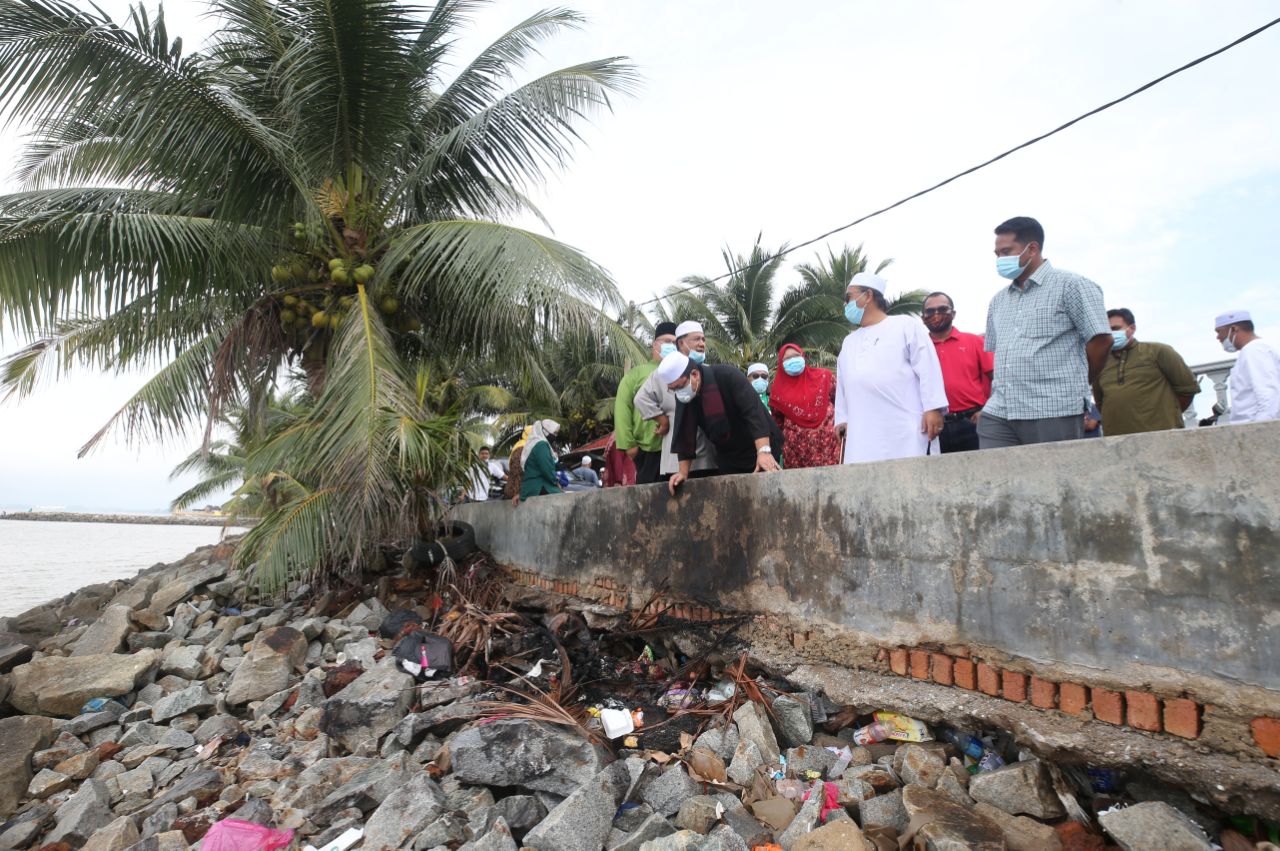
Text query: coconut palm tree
0 0 637 589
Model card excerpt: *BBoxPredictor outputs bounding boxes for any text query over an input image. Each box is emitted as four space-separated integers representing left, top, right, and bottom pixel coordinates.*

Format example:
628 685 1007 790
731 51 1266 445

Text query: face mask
688 349 706 364
674 385 695 403
751 377 768 394
844 295 866 326
995 245 1030 280
1110 330 1129 350
1222 329 1238 354
783 356 805 376
659 342 676 358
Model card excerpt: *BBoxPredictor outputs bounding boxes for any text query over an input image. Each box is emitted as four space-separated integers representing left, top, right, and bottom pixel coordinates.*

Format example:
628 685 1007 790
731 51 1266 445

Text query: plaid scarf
673 365 730 456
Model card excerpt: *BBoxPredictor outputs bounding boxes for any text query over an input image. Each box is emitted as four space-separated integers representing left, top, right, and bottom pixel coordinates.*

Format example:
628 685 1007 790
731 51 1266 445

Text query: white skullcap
848 272 886 294
746 362 768 375
674 320 703 338
579 456 592 465
656 351 691 384
1215 310 1251 328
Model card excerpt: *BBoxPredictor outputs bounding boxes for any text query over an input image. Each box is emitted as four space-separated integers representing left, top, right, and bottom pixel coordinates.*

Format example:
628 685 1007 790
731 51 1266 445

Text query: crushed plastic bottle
978 751 1005 773
706 679 737 702
851 721 889 745
943 730 984 760
827 746 854 778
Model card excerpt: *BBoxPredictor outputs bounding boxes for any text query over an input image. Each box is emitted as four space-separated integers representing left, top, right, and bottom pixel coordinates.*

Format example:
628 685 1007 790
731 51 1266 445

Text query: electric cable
633 15 1280 307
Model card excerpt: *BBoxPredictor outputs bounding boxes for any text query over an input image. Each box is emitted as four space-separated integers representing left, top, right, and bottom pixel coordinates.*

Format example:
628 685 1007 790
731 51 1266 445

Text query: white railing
1185 358 1237 427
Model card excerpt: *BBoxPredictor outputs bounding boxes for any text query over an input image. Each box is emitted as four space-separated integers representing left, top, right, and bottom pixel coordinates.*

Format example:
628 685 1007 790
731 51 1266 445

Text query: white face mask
1222 329 1238 354
674 386 695 404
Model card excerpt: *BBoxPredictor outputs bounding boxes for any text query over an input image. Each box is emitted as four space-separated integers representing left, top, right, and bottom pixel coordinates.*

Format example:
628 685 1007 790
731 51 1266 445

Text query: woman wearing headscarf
516 419 563 504
504 424 534 503
769 344 841 468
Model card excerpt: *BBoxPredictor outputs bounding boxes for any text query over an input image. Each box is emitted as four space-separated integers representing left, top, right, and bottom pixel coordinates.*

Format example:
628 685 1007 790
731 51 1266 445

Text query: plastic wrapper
200 819 294 851
873 711 933 742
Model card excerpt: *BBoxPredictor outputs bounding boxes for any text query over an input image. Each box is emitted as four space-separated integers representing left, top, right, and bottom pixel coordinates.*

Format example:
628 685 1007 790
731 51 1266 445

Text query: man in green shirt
1092 308 1199 436
615 321 678 484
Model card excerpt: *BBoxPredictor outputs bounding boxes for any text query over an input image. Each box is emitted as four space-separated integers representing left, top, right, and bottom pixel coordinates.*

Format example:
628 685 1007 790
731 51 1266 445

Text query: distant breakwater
0 511 247 528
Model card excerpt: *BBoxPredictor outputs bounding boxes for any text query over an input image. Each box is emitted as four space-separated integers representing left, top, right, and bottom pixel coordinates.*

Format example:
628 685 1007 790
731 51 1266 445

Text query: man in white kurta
1215 310 1280 424
835 274 949 464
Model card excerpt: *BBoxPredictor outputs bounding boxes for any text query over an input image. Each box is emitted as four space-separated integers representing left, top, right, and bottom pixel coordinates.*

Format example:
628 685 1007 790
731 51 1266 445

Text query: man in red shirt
922 292 994 453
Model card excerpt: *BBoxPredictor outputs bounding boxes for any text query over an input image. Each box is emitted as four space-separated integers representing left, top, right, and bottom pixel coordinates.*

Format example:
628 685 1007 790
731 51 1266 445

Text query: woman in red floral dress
770 343 841 469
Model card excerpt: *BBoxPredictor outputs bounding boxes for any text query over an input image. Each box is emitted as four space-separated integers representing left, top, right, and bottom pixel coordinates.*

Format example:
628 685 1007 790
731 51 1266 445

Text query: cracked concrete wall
455 421 1280 699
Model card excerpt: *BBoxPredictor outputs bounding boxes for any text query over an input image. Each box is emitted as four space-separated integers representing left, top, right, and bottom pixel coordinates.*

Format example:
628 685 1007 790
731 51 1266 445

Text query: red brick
953 658 976 690
1059 682 1089 715
1163 699 1200 739
1251 717 1280 757
1002 670 1028 702
977 663 1000 696
1125 691 1161 732
931 653 954 686
1030 677 1057 709
909 650 930 680
875 648 889 664
889 647 909 676
1092 688 1124 725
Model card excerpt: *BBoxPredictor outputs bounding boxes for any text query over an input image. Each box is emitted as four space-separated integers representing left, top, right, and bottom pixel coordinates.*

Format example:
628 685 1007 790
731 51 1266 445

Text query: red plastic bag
200 819 294 851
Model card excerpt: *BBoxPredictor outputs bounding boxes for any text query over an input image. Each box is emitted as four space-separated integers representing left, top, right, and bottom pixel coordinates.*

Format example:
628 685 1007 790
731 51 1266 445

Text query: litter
200 819 294 851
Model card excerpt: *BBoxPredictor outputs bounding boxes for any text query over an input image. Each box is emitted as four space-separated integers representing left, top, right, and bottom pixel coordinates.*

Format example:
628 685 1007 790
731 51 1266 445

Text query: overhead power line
635 14 1280 307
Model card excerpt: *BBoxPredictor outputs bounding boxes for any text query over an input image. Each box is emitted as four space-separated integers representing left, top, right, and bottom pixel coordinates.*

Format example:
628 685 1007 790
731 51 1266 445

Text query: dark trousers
940 416 980 453
977 412 1085 449
634 450 662 485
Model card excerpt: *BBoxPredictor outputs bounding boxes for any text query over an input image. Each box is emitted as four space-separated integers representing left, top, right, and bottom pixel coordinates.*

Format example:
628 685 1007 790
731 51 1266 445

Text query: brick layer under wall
504 567 1280 760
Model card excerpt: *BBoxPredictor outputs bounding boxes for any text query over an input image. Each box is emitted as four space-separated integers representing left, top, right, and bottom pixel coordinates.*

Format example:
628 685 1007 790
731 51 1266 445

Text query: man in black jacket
655 351 784 496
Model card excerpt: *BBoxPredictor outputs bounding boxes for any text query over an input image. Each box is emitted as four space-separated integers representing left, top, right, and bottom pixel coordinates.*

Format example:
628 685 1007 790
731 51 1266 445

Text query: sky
1 0 1279 511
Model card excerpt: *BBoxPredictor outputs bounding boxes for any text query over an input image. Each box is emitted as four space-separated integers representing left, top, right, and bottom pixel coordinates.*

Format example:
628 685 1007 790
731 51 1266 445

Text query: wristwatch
757 446 772 454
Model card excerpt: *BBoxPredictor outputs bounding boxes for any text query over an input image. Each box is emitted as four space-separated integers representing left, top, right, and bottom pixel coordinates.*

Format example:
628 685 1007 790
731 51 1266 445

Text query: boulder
974 802 1062 851
693 725 739 762
145 562 227 616
732 701 780 764
901 784 1006 851
27 767 72 798
459 816 519 851
611 812 678 850
637 828 731 849
642 765 702 817
450 719 610 796
791 820 872 851
726 739 763 786
492 794 547 832
320 662 416 752
772 694 814 747
5 605 61 641
524 762 629 851
71 605 135 656
81 815 141 851
0 641 34 672
968 759 1066 820
225 626 307 705
0 715 53 817
160 644 205 679
152 683 216 722
720 808 770 848
674 796 724 835
46 778 115 845
361 770 448 851
783 745 837 777
1098 801 1213 851
857 788 908 833
7 649 160 716
775 781 824 850
898 743 947 788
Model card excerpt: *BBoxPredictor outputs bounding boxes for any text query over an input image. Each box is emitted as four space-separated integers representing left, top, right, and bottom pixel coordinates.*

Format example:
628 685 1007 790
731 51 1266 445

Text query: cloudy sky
2 0 1278 511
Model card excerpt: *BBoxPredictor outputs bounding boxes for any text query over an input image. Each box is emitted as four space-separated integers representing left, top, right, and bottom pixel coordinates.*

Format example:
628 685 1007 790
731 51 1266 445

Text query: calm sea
0 519 233 617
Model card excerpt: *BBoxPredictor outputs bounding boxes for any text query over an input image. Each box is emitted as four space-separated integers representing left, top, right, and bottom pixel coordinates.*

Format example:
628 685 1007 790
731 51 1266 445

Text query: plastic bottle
943 730 984 760
978 751 1005 772
851 721 889 745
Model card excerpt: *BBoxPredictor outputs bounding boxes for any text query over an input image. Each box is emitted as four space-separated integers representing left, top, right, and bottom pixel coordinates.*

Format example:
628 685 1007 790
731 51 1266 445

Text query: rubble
0 540 1271 851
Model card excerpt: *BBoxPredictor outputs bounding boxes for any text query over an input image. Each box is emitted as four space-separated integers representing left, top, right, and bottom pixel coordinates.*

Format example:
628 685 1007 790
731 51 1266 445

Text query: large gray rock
638 830 730 850
312 754 413 824
0 641 34 672
772 695 814 748
897 743 947 788
225 626 307 705
732 701 780 765
71 605 134 656
1098 801 1213 851
459 817 519 851
776 781 824 850
693 725 739 762
726 739 762 786
81 815 141 851
7 649 160 716
901 784 1005 851
492 794 548 832
47 778 114 845
160 643 205 679
857 788 907 833
320 662 416 752
641 765 702 817
152 683 216 722
611 812 677 850
450 719 610 796
361 770 448 851
145 562 227 616
674 796 724 835
0 715 53 817
791 820 872 851
525 762 629 851
974 802 1062 851
968 759 1066 819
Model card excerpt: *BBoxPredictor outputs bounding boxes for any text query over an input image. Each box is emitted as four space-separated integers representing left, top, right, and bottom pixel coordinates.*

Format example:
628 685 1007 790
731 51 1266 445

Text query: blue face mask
1110 330 1129 350
844 295 866 326
688 349 706 364
995 245 1030 280
751 377 768 394
674 385 695 404
783 356 805 376
659 342 677 358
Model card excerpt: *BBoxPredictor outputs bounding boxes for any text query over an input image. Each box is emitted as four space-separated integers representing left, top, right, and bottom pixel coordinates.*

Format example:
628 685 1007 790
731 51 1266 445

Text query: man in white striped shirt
979 217 1112 448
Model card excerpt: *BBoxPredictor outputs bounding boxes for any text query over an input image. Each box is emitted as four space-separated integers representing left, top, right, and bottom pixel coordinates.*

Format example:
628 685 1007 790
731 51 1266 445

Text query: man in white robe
1215 309 1280 424
834 273 948 463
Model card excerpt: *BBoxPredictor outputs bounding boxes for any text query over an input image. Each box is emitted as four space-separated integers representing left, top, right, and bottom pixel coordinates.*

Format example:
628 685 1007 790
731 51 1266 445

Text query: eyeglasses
922 307 953 317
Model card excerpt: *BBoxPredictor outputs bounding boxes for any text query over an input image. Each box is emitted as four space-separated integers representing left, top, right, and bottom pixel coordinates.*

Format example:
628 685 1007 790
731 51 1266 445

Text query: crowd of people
473 215 1280 503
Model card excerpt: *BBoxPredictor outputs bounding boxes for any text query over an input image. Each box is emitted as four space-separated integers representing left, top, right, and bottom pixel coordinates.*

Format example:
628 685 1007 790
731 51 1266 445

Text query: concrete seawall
456 421 1280 770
